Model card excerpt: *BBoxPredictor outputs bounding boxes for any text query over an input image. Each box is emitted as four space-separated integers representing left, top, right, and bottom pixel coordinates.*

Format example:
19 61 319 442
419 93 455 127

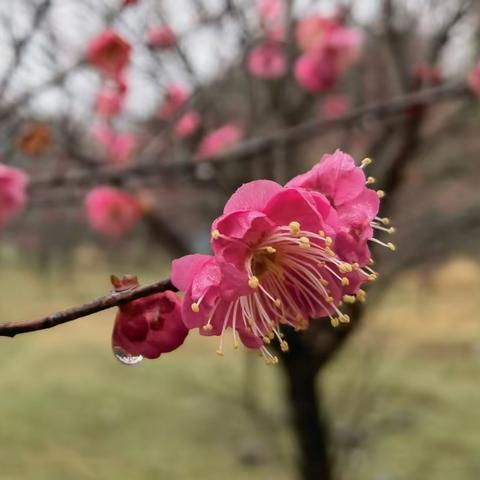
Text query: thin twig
0 278 176 338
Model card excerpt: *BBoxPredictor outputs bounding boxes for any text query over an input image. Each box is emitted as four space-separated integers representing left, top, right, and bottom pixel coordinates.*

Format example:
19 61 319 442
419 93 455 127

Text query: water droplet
112 345 143 365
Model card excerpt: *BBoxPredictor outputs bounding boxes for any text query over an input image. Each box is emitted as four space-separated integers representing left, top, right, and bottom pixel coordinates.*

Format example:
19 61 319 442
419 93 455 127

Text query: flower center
251 249 277 279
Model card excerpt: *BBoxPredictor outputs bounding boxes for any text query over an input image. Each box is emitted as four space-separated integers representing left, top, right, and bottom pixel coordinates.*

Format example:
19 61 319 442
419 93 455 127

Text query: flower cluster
170 150 394 364
87 30 136 166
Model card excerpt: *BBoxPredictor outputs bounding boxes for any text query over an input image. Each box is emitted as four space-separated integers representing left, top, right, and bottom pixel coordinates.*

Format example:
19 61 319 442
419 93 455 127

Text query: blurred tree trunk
282 342 332 480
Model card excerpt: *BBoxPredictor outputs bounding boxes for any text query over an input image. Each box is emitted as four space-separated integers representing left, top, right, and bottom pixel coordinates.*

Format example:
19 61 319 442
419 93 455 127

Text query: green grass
1 251 480 480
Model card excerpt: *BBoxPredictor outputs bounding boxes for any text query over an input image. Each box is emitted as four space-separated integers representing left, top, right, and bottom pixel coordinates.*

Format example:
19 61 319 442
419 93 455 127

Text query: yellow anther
325 236 333 246
268 332 275 340
361 157 372 167
366 176 376 184
263 336 271 344
299 236 310 249
339 262 352 273
318 260 326 268
274 298 281 307
266 246 276 254
342 294 356 304
211 229 220 240
216 349 224 356
280 341 289 352
191 302 200 313
340 314 351 323
381 217 390 226
203 323 213 331
388 227 396 234
289 221 301 236
331 317 340 327
248 276 260 289
377 190 385 198
320 278 329 286
326 295 334 304
318 230 326 237
356 289 366 302
387 242 396 251
368 273 378 281
325 247 336 257
341 277 350 286
234 340 239 350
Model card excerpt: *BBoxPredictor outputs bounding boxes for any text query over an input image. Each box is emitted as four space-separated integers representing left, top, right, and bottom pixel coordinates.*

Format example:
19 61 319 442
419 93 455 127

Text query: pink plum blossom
0 164 28 228
321 95 349 119
257 0 282 22
257 0 285 41
112 290 188 359
294 50 338 93
147 25 176 49
296 15 361 61
93 125 136 166
85 186 142 238
468 63 480 96
87 30 131 80
158 84 189 120
247 42 287 79
94 80 127 119
197 124 243 158
174 111 200 139
171 152 389 362
287 150 381 265
294 15 361 87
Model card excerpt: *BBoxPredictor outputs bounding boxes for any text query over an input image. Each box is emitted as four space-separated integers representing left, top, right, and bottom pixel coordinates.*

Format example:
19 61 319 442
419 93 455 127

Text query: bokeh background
1 1 480 479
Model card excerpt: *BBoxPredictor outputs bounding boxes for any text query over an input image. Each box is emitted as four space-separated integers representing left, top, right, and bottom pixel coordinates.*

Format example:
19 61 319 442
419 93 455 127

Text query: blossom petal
171 254 213 292
223 180 283 214
263 187 322 232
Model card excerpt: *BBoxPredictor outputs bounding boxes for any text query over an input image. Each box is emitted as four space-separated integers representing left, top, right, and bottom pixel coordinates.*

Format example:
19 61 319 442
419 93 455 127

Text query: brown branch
0 278 176 338
29 81 471 192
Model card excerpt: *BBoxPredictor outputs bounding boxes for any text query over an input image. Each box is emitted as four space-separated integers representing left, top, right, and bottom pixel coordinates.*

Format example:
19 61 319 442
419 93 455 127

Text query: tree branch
0 278 176 338
29 81 471 192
